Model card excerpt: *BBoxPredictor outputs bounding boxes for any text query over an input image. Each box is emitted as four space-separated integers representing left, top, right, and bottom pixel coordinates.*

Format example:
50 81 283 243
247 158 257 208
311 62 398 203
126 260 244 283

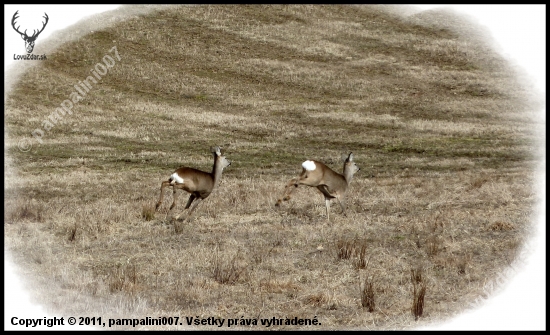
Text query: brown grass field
4 5 545 330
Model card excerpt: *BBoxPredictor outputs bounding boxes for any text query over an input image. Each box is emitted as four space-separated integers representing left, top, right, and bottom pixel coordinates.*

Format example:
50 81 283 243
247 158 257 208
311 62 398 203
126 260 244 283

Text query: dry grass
4 4 543 330
141 203 155 221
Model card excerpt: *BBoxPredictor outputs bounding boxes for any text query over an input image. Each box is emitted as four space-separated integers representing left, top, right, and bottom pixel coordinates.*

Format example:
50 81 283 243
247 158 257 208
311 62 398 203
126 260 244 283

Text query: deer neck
211 159 225 187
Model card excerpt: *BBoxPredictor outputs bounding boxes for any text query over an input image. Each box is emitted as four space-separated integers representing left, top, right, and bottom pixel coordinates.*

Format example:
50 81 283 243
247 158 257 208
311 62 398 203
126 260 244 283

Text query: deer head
12 11 49 54
342 152 360 184
211 146 231 171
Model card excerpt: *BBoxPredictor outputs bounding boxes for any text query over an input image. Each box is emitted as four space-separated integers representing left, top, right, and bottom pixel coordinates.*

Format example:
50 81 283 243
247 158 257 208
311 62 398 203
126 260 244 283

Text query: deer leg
171 181 192 210
184 194 196 209
325 198 331 221
318 185 338 220
178 197 203 222
156 180 173 211
187 197 203 218
170 184 189 220
336 196 347 216
170 185 180 210
275 178 300 206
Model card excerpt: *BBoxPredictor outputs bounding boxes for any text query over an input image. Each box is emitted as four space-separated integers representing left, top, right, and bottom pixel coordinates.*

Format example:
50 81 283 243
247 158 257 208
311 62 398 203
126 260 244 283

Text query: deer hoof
170 214 181 224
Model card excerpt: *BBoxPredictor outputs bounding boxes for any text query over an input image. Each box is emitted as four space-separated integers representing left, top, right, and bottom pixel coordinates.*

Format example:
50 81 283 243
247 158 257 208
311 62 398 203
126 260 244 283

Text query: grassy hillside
4 5 543 330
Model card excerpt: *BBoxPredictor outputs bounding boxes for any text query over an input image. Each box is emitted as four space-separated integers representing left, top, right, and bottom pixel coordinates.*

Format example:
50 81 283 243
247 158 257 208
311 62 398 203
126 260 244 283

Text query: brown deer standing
275 153 360 220
156 146 231 222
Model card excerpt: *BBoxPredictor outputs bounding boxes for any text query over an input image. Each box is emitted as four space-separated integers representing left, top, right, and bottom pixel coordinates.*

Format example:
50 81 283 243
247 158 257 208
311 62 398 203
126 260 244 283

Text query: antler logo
11 10 49 54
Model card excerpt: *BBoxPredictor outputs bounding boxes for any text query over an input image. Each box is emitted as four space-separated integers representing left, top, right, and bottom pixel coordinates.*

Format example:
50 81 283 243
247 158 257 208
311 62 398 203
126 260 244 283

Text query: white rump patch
170 172 184 184
302 160 316 171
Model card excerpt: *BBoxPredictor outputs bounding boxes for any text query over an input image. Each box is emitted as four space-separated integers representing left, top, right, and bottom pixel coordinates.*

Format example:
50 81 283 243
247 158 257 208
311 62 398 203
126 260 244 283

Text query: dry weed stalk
426 235 442 256
68 222 77 242
468 175 491 190
456 254 472 275
141 203 155 221
354 243 368 269
361 274 376 312
303 292 331 307
6 199 44 223
336 238 355 260
174 221 184 234
411 267 427 321
109 264 139 294
488 221 515 231
213 250 247 285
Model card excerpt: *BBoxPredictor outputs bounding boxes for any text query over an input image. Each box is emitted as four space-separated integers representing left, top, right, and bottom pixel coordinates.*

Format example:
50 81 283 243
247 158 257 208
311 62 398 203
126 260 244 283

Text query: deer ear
211 146 221 156
348 152 354 162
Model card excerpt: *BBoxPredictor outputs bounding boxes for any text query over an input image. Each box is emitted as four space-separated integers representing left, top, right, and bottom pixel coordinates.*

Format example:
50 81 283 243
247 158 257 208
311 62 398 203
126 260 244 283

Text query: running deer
155 146 231 221
275 153 360 220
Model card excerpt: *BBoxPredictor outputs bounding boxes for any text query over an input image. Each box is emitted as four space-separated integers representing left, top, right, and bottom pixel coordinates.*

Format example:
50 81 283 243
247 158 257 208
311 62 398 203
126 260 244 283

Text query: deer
275 152 360 221
11 10 49 54
155 146 231 222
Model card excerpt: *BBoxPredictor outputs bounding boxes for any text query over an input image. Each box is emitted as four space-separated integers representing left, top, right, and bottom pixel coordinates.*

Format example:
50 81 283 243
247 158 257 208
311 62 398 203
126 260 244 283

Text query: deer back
173 167 215 194
300 160 347 190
